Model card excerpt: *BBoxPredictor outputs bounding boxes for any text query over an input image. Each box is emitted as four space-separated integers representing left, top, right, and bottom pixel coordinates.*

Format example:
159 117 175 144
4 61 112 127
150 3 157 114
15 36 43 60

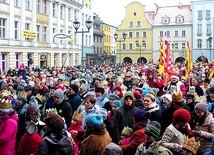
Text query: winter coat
135 141 172 155
193 112 214 153
161 124 187 152
133 100 144 109
121 121 147 155
66 93 81 112
18 133 43 155
37 131 74 155
113 104 137 144
0 111 18 155
79 124 112 155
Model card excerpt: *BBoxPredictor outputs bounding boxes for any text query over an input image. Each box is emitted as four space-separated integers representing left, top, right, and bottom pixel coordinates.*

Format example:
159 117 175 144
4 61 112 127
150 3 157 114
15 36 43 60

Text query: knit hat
56 84 66 92
85 113 103 128
114 86 123 98
104 142 123 155
79 83 88 91
0 83 8 90
69 84 79 93
124 91 134 100
27 96 39 112
145 121 161 141
133 109 151 122
195 102 207 113
17 86 24 92
162 94 172 102
108 94 119 100
44 114 65 131
95 108 108 120
173 109 191 123
142 87 154 96
171 75 179 80
112 100 122 108
84 91 96 98
53 89 64 99
134 90 142 99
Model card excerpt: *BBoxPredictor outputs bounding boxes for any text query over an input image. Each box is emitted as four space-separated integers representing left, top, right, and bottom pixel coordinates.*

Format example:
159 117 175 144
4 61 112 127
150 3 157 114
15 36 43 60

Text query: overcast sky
92 0 199 26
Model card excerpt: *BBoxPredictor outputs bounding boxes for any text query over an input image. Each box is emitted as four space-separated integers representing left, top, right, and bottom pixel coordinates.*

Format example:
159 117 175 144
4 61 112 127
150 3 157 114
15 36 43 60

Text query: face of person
124 96 133 106
163 97 171 106
186 97 193 104
209 92 214 101
95 91 102 97
195 110 205 119
191 78 198 86
111 105 118 112
143 96 153 108
67 87 75 96
145 133 155 143
171 78 178 83
85 99 94 109
114 90 120 96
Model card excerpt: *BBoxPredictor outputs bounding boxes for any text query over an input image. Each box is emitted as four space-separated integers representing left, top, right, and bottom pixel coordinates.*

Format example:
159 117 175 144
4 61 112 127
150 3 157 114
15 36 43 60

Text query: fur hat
145 121 161 141
69 84 79 93
124 91 134 100
195 102 207 113
134 91 142 99
104 142 123 155
172 91 185 107
112 100 122 108
173 109 191 123
44 114 64 131
133 109 150 122
86 113 103 128
108 94 119 100
53 89 64 99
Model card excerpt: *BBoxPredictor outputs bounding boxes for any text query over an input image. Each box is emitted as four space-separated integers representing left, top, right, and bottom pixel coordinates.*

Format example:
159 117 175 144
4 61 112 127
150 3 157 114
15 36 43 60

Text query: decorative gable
161 15 170 24
175 14 184 23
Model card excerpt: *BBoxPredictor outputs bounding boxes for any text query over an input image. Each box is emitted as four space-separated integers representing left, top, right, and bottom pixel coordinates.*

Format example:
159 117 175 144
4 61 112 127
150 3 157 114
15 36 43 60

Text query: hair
85 96 96 104
144 93 156 102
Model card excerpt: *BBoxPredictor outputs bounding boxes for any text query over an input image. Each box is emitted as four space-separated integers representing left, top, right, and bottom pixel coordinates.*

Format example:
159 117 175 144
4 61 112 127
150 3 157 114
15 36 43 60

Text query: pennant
185 41 193 81
158 43 165 76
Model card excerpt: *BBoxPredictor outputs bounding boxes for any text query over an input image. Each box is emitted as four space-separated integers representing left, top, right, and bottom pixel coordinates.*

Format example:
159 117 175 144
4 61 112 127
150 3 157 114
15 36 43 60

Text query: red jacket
18 133 43 155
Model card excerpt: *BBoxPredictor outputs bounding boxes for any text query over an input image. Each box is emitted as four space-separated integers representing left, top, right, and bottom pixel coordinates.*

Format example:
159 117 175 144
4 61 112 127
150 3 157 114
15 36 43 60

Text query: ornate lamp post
73 19 93 66
136 40 146 63
114 32 127 64
208 37 212 61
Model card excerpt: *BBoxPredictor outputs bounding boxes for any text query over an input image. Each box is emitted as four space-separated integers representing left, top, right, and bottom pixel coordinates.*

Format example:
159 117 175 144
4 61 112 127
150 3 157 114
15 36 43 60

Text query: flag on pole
185 41 193 81
208 66 214 79
158 43 165 76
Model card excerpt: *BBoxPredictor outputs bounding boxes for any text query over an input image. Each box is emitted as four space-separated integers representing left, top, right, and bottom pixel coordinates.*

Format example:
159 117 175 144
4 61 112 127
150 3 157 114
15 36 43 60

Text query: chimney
179 0 182 8
154 3 158 14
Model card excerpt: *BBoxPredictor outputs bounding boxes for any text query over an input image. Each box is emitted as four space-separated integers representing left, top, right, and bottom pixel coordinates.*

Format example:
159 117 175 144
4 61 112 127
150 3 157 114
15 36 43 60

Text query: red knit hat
114 86 123 98
173 109 191 123
134 91 142 99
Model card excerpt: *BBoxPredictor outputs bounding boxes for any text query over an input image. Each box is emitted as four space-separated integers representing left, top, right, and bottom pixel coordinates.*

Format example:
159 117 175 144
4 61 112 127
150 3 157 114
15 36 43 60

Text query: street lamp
208 37 212 61
114 32 127 64
171 43 175 61
73 19 93 66
135 40 145 63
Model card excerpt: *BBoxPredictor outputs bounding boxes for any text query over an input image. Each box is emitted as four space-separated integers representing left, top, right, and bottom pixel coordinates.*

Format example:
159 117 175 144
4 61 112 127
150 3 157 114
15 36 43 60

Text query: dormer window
162 15 170 24
176 15 184 24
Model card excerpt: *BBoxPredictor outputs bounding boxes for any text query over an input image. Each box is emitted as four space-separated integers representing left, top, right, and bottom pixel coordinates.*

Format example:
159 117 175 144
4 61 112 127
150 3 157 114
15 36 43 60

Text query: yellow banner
22 30 36 39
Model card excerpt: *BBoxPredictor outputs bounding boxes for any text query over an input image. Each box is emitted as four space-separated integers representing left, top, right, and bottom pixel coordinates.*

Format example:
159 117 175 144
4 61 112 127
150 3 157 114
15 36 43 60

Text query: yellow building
116 2 153 63
103 23 111 55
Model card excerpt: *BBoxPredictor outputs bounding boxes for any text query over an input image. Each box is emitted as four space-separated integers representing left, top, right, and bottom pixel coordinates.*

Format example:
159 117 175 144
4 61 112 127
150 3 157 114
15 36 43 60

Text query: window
182 43 185 49
174 43 178 49
129 32 133 38
136 32 139 38
36 25 40 41
129 22 133 27
60 5 63 19
137 21 140 27
175 30 178 37
52 3 56 17
14 21 18 39
25 23 30 30
0 0 6 3
122 43 126 50
143 32 147 38
176 17 183 23
197 24 202 34
129 43 132 50
89 36 91 46
206 10 210 18
43 0 47 14
85 35 88 46
182 30 186 37
43 26 47 42
166 31 170 37
0 18 6 38
16 54 19 68
14 0 18 7
198 10 202 18
53 28 55 42
197 39 202 48
206 24 211 34
160 31 163 37
68 8 71 21
25 0 30 9
36 0 40 13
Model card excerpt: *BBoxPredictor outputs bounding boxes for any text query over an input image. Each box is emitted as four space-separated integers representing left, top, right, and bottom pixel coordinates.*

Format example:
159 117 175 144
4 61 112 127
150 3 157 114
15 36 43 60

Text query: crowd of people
0 61 214 155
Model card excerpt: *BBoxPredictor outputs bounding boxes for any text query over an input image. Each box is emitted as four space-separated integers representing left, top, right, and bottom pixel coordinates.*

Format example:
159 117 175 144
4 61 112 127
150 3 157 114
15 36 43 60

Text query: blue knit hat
174 148 184 155
142 87 153 96
86 113 103 128
112 100 122 108
133 109 150 122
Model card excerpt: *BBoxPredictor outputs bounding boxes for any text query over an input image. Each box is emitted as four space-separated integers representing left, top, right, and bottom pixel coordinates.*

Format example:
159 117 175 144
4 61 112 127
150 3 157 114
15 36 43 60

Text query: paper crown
182 136 200 154
121 126 133 137
18 91 27 99
72 111 84 121
170 85 177 93
172 91 183 103
0 97 12 109
61 80 69 87
188 86 196 95
36 94 46 104
46 108 58 115
195 96 207 103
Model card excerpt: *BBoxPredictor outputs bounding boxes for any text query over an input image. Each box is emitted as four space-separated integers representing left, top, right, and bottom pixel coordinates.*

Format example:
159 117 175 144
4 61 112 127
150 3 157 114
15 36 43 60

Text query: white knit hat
162 94 172 102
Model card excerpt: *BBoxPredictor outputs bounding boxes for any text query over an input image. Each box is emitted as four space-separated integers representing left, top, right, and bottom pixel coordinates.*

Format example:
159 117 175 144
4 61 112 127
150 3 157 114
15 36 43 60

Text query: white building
0 0 93 71
191 0 214 61
152 4 192 63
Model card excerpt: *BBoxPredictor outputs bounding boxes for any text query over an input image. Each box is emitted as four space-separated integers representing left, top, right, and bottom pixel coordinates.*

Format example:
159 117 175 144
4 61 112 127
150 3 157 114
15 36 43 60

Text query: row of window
197 23 212 34
197 10 211 19
159 30 186 37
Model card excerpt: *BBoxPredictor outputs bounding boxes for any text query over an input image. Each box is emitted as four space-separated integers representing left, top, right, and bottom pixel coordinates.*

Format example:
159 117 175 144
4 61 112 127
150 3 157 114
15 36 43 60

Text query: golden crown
183 136 200 154
0 90 11 98
172 91 183 103
18 91 27 99
121 126 133 137
72 111 84 121
0 97 12 109
36 94 46 104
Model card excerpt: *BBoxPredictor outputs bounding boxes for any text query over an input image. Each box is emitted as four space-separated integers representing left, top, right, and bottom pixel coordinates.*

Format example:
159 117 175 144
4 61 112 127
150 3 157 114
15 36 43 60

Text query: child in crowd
119 126 133 146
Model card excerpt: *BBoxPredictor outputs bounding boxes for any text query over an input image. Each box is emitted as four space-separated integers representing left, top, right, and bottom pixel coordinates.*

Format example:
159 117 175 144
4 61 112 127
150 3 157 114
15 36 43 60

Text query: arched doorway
175 57 185 63
123 57 132 64
196 56 208 63
137 57 147 64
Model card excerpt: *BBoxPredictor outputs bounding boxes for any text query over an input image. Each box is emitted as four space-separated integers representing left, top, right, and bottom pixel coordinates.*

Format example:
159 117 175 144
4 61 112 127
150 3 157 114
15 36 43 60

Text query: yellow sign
22 30 36 39
85 0 90 6
66 39 74 44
